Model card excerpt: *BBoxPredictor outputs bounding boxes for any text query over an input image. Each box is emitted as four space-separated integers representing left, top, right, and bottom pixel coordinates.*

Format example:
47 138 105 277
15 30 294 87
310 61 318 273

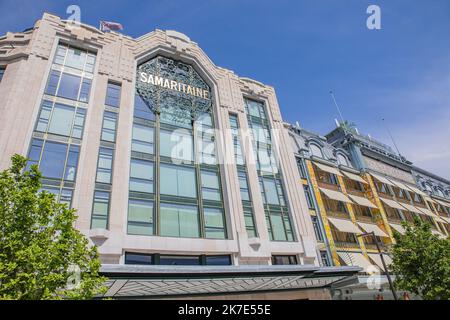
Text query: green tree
391 217 450 300
0 154 107 300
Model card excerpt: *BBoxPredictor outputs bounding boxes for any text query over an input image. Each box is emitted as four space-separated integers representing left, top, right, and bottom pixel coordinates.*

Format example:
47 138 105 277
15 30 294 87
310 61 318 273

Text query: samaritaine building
0 13 362 299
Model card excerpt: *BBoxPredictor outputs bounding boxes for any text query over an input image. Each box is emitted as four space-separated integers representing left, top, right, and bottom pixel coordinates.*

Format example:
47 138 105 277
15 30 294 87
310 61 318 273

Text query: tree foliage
0 155 107 299
391 217 450 300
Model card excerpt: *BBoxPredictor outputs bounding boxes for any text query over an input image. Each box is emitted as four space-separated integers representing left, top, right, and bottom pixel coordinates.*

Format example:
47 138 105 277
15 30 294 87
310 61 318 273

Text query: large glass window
96 148 114 184
204 207 226 239
160 203 199 238
105 82 121 107
127 199 154 235
101 111 118 142
45 70 91 102
129 159 153 193
40 142 74 180
272 255 298 265
131 123 154 154
36 101 86 138
159 255 200 266
160 129 193 162
200 170 221 201
160 164 196 198
91 191 110 229
54 44 96 73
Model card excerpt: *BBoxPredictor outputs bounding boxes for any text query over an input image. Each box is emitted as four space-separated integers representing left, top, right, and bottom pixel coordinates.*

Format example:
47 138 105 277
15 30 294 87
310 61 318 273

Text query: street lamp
357 231 398 300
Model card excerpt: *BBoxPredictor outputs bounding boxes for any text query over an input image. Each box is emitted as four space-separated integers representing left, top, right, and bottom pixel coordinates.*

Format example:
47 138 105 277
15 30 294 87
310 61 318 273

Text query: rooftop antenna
329 90 345 126
382 118 402 156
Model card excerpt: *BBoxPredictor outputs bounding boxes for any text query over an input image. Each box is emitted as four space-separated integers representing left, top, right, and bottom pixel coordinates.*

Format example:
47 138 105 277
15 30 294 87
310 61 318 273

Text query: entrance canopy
99 264 360 299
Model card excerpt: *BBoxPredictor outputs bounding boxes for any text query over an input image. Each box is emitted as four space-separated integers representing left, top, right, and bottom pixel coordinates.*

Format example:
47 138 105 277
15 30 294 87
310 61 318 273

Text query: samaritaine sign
135 56 212 119
138 71 210 100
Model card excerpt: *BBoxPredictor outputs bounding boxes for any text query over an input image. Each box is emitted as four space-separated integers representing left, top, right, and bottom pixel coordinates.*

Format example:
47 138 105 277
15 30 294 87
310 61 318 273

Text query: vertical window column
229 114 258 238
90 80 120 229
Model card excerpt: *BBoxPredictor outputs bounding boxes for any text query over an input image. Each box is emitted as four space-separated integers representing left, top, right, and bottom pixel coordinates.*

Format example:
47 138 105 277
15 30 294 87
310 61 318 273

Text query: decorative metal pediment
136 56 212 122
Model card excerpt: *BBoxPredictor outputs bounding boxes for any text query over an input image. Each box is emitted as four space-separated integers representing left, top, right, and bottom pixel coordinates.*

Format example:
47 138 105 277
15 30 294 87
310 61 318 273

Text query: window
96 148 114 184
204 207 226 239
320 251 331 267
124 253 232 266
45 70 92 102
197 130 216 165
160 164 196 198
316 169 339 185
36 101 86 138
260 177 285 206
304 185 315 210
105 82 121 107
238 170 251 201
53 44 96 73
201 170 221 201
296 158 307 179
41 186 73 207
310 144 323 158
131 123 154 154
125 252 153 265
127 199 154 235
159 255 200 266
101 111 117 142
58 73 82 101
160 203 199 238
272 255 298 265
134 94 156 120
337 154 349 166
27 140 79 181
324 198 348 215
129 159 153 193
160 129 193 162
229 114 245 165
205 255 232 266
39 141 71 180
311 216 323 241
91 191 110 229
65 47 87 70
245 99 267 119
0 67 5 82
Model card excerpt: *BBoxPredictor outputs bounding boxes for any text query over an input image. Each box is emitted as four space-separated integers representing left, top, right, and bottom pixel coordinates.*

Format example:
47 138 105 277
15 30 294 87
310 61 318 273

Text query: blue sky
1 0 449 178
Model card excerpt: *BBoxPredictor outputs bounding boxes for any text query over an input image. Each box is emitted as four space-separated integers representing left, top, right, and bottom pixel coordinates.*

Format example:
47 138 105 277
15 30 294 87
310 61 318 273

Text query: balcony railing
327 211 351 220
335 241 361 250
354 214 375 223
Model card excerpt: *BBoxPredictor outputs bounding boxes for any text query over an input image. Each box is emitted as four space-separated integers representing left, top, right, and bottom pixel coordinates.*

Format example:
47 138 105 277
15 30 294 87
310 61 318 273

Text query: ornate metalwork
136 56 212 123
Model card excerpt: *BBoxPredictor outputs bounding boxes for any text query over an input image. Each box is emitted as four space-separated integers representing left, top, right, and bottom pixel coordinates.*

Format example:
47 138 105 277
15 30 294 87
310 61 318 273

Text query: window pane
205 255 231 265
65 47 86 70
160 164 196 198
91 191 109 229
36 101 52 132
160 203 199 238
57 73 80 100
128 199 153 235
263 178 279 205
160 129 193 161
96 148 113 183
101 112 117 142
105 82 121 107
159 255 200 266
54 45 67 65
204 207 225 239
79 78 91 102
132 124 153 154
125 253 153 265
129 159 153 193
270 214 287 241
201 170 221 201
45 70 60 96
65 145 79 181
48 103 75 136
40 142 67 179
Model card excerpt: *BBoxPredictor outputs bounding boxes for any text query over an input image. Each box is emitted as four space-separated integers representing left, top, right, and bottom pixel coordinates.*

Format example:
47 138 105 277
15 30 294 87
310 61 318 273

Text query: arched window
310 143 323 158
425 183 432 192
337 153 349 166
436 188 445 198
